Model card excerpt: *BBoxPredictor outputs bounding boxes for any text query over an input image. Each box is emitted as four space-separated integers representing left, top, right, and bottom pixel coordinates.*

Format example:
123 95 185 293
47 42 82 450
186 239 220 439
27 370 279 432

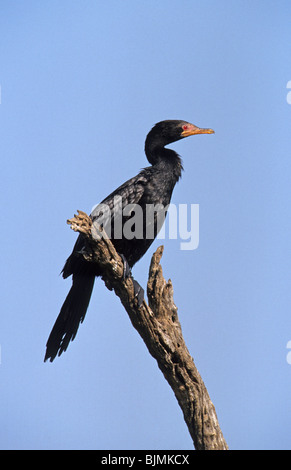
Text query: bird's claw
132 280 144 307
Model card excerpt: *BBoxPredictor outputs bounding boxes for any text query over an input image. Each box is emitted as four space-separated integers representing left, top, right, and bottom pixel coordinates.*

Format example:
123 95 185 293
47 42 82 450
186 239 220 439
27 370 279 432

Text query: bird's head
146 120 214 149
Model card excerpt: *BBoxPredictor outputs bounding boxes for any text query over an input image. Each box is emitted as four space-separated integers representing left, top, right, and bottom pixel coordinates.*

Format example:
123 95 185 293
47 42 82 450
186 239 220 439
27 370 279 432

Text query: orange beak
181 124 215 137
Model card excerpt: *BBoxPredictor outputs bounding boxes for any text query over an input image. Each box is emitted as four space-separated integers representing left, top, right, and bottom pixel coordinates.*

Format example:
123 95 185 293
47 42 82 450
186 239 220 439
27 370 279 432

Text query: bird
44 120 214 362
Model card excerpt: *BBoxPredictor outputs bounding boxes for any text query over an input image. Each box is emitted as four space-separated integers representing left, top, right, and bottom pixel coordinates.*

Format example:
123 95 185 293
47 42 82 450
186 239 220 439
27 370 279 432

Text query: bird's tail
44 274 95 362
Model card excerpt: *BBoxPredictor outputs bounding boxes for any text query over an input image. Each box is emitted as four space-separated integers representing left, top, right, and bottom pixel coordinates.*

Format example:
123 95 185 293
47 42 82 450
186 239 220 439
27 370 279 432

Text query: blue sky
1 0 291 450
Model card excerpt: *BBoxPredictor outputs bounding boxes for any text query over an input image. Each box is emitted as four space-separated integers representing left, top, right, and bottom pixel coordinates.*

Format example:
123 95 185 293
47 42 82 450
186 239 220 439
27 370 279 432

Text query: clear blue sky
1 0 291 450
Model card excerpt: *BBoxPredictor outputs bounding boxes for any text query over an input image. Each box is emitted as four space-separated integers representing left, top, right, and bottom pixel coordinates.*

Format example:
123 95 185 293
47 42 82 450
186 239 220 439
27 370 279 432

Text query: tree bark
67 210 228 450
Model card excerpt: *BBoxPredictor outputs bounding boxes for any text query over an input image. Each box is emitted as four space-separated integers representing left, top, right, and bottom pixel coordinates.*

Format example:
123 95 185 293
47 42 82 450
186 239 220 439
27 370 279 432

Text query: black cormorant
44 120 214 362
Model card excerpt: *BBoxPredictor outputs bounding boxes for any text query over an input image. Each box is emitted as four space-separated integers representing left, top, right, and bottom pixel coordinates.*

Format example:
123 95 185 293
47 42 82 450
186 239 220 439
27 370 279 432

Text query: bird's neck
145 145 183 182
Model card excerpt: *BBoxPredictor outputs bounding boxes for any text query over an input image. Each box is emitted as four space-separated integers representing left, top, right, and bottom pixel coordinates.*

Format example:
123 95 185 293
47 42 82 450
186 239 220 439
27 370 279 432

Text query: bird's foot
120 254 132 280
132 280 145 307
120 254 144 307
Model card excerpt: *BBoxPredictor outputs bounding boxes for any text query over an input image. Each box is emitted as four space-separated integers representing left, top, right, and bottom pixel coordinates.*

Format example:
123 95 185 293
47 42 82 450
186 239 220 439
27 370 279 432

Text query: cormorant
44 120 214 362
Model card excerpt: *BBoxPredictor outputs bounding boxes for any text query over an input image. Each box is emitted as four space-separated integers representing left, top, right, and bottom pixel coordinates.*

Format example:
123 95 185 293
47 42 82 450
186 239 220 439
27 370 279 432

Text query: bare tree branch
67 210 228 450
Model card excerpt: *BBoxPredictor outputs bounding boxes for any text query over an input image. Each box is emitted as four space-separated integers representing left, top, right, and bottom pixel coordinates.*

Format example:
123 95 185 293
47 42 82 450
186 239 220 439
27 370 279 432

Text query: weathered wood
68 210 228 450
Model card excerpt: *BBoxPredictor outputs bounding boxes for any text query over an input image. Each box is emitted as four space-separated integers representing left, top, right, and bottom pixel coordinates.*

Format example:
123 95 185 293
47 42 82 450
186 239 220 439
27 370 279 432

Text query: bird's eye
182 125 188 130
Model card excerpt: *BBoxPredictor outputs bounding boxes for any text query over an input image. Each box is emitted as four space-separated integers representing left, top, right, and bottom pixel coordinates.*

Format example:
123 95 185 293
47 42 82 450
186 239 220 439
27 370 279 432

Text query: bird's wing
90 169 150 225
63 169 151 278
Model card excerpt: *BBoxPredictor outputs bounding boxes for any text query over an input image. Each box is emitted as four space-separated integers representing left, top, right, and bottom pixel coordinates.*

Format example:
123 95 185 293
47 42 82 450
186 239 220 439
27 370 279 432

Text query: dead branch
67 210 228 450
